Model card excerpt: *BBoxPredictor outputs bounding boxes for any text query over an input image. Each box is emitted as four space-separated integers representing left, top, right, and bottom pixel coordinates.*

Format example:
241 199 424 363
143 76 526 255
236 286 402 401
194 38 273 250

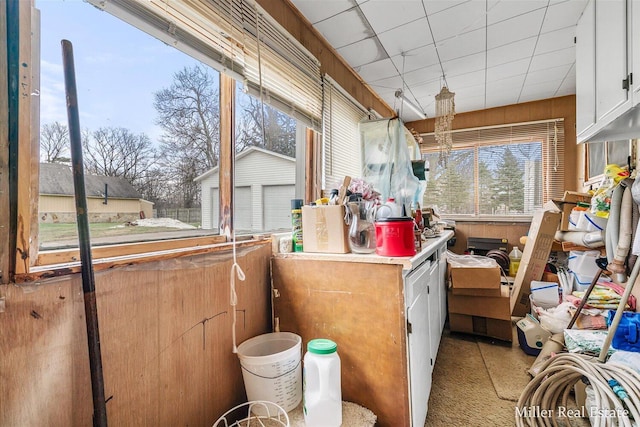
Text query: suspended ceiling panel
289 0 589 122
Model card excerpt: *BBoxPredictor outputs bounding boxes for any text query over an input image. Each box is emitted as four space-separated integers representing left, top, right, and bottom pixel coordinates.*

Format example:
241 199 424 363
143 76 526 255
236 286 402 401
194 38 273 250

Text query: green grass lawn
38 222 200 245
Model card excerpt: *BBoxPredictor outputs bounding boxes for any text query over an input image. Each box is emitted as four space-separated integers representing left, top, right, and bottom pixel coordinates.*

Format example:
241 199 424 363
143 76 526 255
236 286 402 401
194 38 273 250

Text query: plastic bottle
303 339 342 427
509 246 523 277
291 199 303 252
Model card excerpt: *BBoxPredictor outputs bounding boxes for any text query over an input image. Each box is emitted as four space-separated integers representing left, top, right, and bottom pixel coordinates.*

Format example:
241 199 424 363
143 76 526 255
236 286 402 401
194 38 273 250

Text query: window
10 0 323 275
421 120 564 218
586 139 632 182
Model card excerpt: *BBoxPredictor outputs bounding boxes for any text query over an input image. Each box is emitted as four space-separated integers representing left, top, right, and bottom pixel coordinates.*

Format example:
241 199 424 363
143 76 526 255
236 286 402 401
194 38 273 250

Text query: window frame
584 139 633 186
7 0 322 282
420 119 565 220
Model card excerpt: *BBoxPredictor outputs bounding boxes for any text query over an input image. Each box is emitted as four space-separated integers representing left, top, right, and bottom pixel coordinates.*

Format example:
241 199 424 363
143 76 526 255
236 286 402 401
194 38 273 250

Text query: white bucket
237 332 302 415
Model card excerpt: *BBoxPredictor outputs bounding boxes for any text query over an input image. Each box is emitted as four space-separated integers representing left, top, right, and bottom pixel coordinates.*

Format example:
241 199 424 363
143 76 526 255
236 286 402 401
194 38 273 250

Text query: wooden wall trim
219 74 235 238
0 0 10 284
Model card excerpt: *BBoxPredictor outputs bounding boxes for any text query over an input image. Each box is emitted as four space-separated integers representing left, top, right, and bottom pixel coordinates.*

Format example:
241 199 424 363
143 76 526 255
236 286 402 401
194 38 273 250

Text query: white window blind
421 120 565 217
87 0 322 128
322 76 369 189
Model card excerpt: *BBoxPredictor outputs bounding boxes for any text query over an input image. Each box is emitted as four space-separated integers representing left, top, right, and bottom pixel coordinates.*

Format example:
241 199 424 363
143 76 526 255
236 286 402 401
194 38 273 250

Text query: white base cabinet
272 231 451 427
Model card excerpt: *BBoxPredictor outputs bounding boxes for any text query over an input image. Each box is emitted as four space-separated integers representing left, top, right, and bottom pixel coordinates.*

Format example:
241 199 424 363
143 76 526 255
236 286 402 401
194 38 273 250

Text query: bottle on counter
303 338 342 427
291 199 303 252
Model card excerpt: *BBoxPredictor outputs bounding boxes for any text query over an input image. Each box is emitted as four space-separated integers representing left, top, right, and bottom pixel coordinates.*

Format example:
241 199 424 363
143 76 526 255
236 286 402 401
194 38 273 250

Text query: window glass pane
478 143 542 215
423 148 475 214
231 83 299 234
422 142 542 216
607 140 630 167
38 1 218 250
588 141 606 179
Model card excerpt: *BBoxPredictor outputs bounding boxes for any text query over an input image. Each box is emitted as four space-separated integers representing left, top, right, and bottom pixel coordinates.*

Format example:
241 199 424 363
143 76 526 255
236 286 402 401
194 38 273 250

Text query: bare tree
154 65 220 208
84 126 158 192
237 96 296 157
40 121 71 163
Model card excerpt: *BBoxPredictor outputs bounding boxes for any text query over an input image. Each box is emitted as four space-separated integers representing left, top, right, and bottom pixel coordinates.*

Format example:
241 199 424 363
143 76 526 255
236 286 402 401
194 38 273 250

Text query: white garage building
195 147 296 232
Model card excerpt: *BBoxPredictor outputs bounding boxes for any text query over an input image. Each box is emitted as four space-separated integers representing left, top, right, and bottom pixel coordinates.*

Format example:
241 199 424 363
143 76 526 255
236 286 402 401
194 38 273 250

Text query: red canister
374 217 416 257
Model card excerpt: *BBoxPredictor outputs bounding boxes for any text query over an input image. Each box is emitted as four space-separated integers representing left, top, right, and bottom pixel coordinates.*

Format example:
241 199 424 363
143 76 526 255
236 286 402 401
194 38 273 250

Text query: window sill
17 235 271 283
441 215 533 223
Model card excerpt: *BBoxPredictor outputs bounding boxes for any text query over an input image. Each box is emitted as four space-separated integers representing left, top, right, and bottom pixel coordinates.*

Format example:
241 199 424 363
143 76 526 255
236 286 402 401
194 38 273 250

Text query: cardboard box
302 205 349 253
552 191 591 231
449 313 513 342
448 285 512 321
451 286 503 297
448 263 501 290
510 206 562 317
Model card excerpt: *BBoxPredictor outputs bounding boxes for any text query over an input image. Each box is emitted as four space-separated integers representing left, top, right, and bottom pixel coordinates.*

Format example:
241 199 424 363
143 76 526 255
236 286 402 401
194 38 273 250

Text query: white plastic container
303 338 342 427
236 332 302 416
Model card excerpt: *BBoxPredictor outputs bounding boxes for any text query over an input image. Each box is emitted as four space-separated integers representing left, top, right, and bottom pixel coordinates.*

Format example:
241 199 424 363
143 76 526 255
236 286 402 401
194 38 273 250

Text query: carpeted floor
425 326 525 426
426 321 593 427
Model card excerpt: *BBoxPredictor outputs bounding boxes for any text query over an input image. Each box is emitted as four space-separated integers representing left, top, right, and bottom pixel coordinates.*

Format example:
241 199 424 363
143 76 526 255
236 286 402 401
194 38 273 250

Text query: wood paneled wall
447 222 531 255
0 242 272 426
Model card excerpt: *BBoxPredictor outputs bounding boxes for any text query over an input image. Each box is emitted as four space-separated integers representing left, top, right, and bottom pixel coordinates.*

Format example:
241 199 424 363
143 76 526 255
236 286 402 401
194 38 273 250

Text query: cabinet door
595 0 630 122
576 0 596 137
428 262 441 360
438 247 448 331
632 0 640 105
407 289 431 427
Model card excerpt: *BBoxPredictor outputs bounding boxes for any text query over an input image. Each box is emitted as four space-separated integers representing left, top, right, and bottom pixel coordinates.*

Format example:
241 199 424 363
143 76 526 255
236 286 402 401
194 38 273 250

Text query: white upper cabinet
576 0 596 136
633 0 640 105
576 0 639 143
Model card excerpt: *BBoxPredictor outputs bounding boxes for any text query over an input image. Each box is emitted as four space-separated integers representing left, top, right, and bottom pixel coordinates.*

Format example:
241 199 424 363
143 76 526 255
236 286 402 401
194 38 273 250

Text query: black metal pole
61 39 108 427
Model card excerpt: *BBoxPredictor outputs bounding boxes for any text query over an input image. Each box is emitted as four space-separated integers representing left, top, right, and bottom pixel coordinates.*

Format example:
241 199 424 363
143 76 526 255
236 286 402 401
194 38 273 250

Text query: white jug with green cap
303 338 342 426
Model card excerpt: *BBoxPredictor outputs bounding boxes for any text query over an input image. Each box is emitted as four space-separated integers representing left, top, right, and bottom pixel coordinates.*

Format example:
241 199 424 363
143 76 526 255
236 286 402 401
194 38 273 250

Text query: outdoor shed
39 162 153 223
195 147 296 232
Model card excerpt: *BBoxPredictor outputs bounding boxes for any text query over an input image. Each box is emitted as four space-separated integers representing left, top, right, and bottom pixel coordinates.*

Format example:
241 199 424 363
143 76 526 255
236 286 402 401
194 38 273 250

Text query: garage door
263 185 296 231
210 186 252 231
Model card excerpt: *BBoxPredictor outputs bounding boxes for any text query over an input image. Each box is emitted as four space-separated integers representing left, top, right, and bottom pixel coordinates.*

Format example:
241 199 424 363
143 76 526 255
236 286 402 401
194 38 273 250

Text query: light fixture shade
435 86 455 166
395 89 426 119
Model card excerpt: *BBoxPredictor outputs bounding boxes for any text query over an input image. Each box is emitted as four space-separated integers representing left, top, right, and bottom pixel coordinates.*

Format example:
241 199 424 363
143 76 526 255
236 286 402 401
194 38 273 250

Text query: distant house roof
194 146 295 182
39 163 142 199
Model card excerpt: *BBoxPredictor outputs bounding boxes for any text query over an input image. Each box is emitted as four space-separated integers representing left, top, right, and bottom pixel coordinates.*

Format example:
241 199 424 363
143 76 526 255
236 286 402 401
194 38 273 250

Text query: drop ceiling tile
535 26 575 54
401 64 441 87
524 64 573 85
541 0 589 33
486 59 530 82
487 9 547 49
337 37 389 68
389 45 439 74
356 57 398 81
368 74 404 94
485 91 520 108
486 74 527 92
359 1 426 34
422 0 469 16
529 46 575 71
486 0 548 26
454 94 487 113
487 37 537 68
412 79 445 100
289 0 356 24
519 80 561 100
376 17 433 56
427 1 487 43
446 70 485 91
313 9 374 49
442 52 486 78
437 28 486 62
453 84 486 99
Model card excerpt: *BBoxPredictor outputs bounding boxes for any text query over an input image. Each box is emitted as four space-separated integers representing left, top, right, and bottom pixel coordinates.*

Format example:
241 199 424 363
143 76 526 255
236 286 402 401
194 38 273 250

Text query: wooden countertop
273 230 454 270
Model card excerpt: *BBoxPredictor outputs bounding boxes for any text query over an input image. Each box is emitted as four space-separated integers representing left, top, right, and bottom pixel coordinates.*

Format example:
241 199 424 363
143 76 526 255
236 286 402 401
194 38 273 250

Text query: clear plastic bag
359 118 421 211
445 250 499 268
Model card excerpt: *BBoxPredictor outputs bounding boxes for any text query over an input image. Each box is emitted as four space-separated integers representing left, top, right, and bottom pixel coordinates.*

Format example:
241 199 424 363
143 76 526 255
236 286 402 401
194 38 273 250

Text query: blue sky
37 0 203 143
